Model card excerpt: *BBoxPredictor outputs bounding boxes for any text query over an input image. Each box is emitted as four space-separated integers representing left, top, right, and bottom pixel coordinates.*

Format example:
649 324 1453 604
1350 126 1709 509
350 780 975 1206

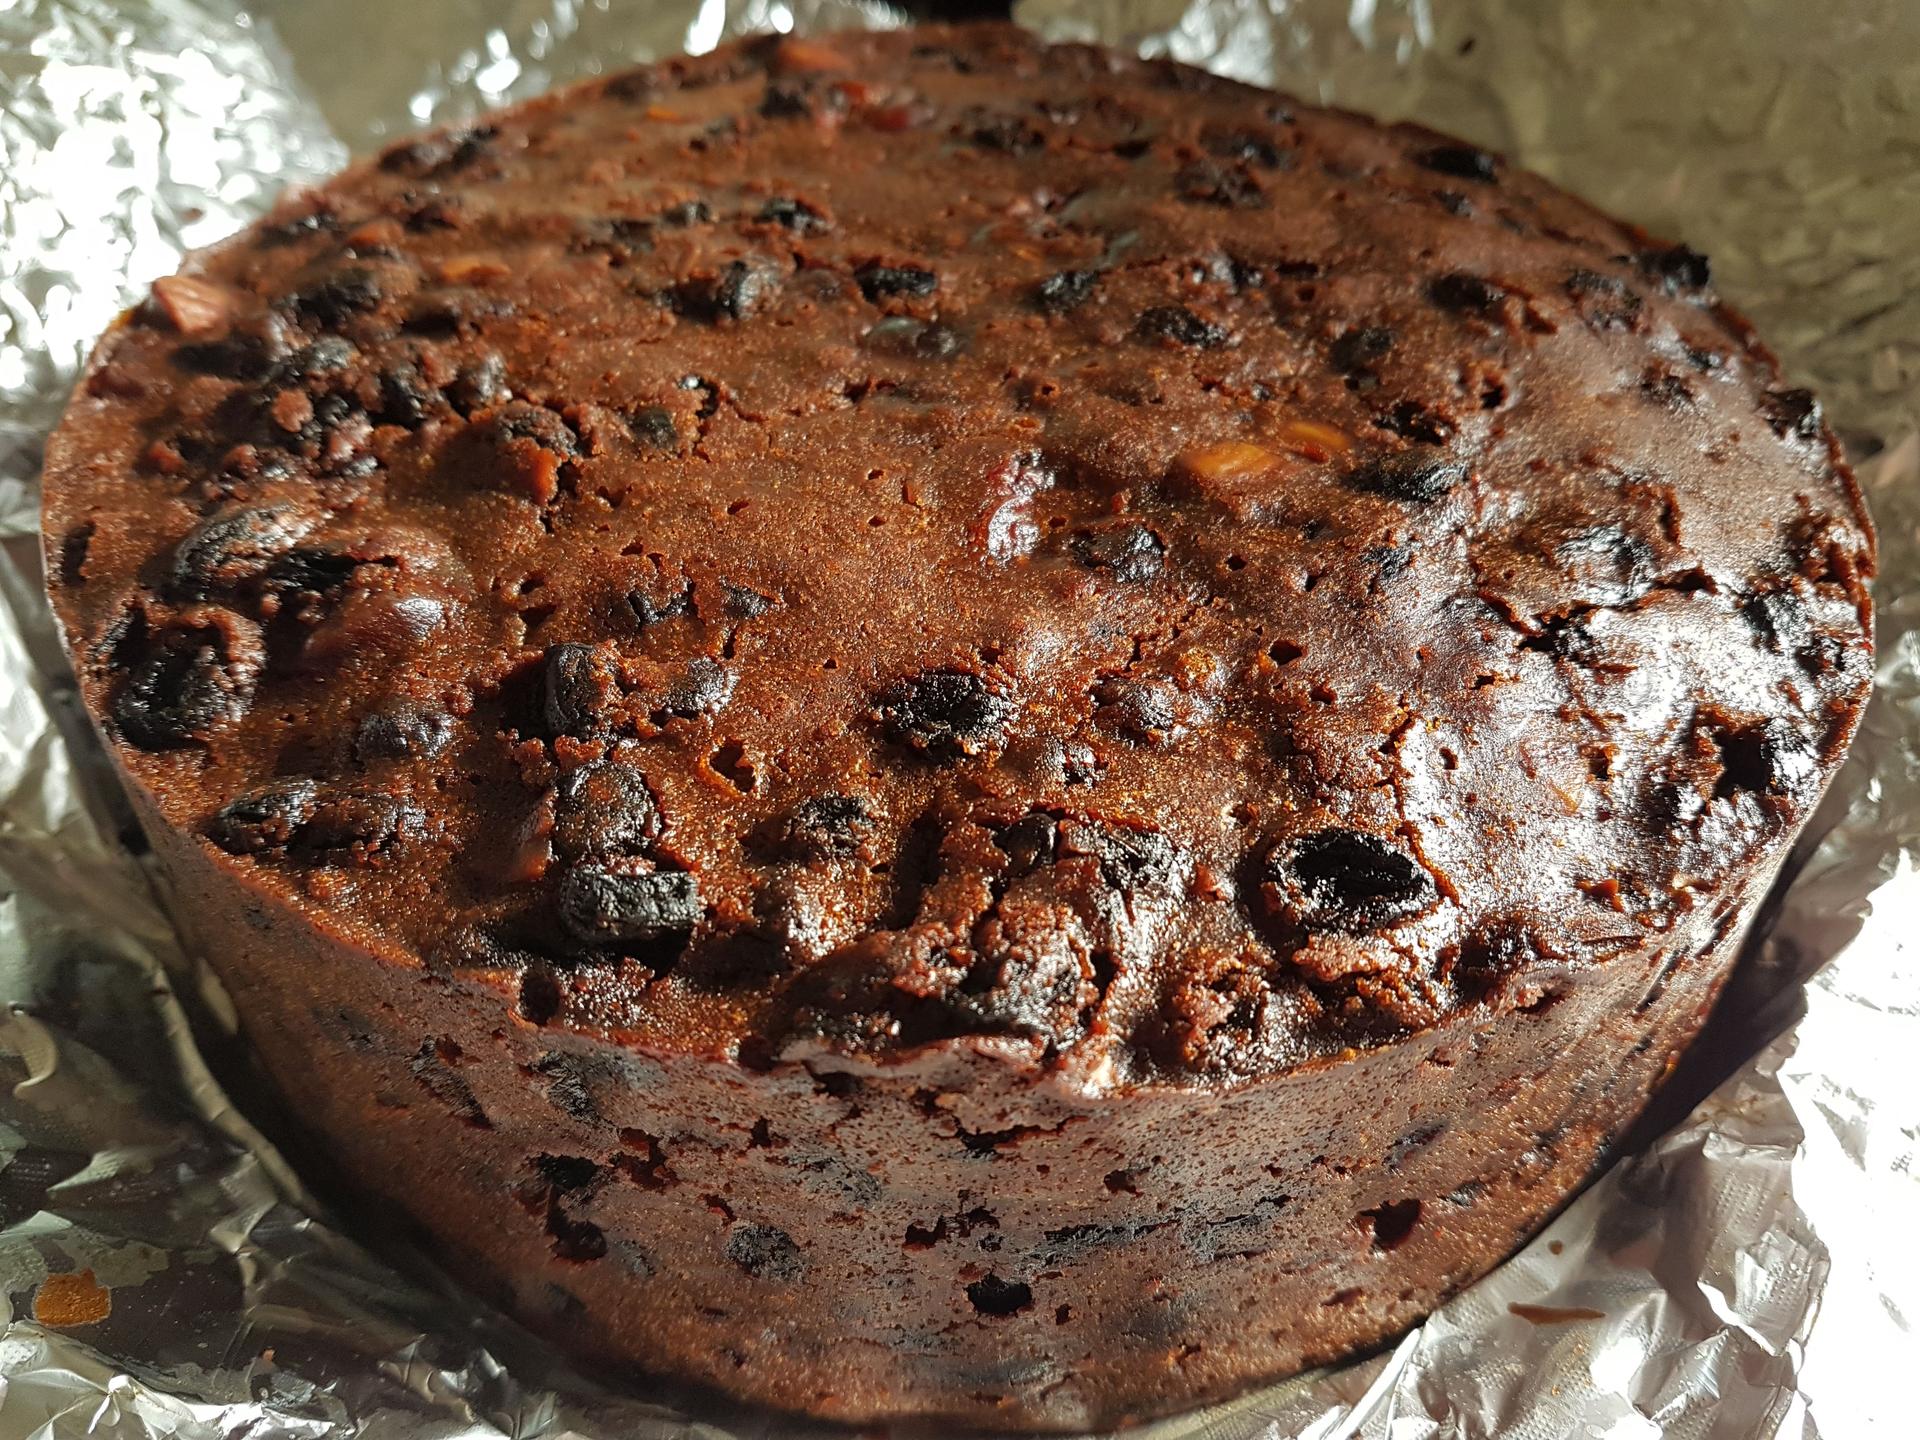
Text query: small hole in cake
1055 1304 1073 1324
904 1220 946 1250
1226 554 1247 570
710 738 756 792
58 522 95 585
517 970 561 1025
1268 638 1304 666
1104 1168 1141 1195
747 1117 774 1149
967 1274 1033 1317
1359 1198 1421 1252
1518 988 1565 1017
1323 1287 1364 1307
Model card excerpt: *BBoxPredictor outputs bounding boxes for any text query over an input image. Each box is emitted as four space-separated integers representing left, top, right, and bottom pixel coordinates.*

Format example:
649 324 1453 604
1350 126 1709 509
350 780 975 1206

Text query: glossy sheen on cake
41 24 1873 1430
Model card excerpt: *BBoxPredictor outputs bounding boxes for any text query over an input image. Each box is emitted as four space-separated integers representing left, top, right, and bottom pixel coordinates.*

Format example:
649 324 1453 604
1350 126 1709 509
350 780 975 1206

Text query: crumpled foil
1 0 1914 1434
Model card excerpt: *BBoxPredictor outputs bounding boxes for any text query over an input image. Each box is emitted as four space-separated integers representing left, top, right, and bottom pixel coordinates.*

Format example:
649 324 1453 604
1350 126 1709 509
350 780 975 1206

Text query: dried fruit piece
1329 325 1393 372
1427 272 1503 314
1266 828 1431 932
1034 269 1098 314
1136 305 1227 348
558 859 703 945
168 505 313 599
210 781 319 854
1564 269 1642 330
553 758 661 860
757 196 829 233
726 1223 804 1281
542 642 619 737
1760 388 1823 443
856 263 938 301
354 701 455 761
1640 244 1711 293
1415 144 1498 182
784 794 873 859
874 669 1014 761
112 611 262 751
670 257 780 322
1343 452 1465 504
1070 523 1164 582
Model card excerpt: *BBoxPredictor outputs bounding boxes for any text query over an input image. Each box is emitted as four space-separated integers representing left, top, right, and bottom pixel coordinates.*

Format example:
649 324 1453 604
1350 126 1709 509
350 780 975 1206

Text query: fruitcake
41 22 1874 1431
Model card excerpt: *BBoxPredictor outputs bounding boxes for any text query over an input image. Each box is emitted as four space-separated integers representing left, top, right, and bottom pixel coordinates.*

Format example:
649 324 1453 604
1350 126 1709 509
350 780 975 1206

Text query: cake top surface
43 23 1873 1089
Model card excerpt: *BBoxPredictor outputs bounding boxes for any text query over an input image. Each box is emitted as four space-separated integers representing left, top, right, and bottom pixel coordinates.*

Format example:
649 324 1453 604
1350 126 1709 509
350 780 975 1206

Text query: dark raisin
289 267 385 328
1415 144 1498 182
168 505 310 599
298 791 424 858
378 362 439 427
972 115 1045 153
448 354 509 414
265 546 359 600
625 583 692 629
353 701 454 762
726 1223 804 1281
784 794 872 859
1093 676 1183 744
721 581 774 617
966 1275 1033 1316
1740 589 1809 651
856 263 939 302
379 126 497 178
1715 718 1818 799
1641 370 1696 410
542 642 619 738
173 332 282 381
554 758 660 860
1206 129 1286 167
1640 244 1711 293
757 196 829 233
1329 325 1394 372
261 337 355 389
626 405 679 450
113 620 258 750
209 780 319 854
1175 160 1264 208
863 317 965 359
1082 822 1182 893
760 80 824 120
1034 269 1099 314
1375 400 1456 445
1433 189 1474 216
1135 305 1227 348
536 1154 599 1191
1343 452 1466 503
663 657 735 717
1521 615 1600 665
670 257 779 323
994 813 1059 874
1564 269 1642 330
1428 272 1503 313
1269 828 1431 932
1760 388 1823 443
657 199 711 227
875 669 1014 761
487 401 578 457
559 860 702 945
1069 523 1164 582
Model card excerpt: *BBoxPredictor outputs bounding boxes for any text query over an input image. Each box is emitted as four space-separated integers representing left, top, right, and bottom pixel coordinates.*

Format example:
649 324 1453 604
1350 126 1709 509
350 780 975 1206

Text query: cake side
126 762 1762 1429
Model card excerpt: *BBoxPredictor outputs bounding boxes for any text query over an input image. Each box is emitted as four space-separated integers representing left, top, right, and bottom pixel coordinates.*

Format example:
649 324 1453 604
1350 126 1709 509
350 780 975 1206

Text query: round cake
41 22 1874 1431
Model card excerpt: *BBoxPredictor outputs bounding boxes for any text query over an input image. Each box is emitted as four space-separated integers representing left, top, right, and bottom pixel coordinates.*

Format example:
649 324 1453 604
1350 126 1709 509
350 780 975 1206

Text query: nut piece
1174 441 1280 483
151 276 233 337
